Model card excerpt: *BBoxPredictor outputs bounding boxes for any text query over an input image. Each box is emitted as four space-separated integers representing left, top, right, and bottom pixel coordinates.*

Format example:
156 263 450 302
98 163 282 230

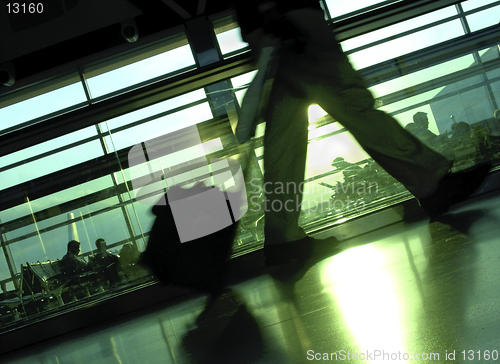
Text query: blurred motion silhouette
61 240 88 275
231 0 491 268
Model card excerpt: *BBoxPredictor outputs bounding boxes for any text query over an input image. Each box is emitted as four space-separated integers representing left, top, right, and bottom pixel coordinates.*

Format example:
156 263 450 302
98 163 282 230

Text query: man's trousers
262 9 451 242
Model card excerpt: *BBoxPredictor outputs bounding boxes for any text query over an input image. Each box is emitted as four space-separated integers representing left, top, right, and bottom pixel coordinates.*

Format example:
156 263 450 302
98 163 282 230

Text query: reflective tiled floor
4 191 500 364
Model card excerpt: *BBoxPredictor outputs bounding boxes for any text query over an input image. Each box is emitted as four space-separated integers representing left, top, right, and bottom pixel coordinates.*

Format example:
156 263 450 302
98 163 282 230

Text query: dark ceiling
0 0 233 90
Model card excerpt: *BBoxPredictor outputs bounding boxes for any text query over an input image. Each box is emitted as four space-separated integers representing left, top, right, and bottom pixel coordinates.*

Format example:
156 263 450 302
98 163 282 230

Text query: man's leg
302 54 490 216
284 8 452 198
284 8 491 213
263 79 310 244
305 55 451 199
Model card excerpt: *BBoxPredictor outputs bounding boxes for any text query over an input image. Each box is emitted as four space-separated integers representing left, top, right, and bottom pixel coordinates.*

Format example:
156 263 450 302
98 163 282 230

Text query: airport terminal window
368 55 476 97
221 5 499 228
370 44 500 170
0 175 130 258
0 79 87 134
461 0 500 12
215 26 248 58
0 176 108 224
102 89 206 131
341 6 459 51
0 139 104 191
0 126 99 170
465 4 500 32
0 80 244 328
325 0 399 20
213 16 249 59
216 27 247 56
84 35 196 100
342 7 465 70
103 102 213 152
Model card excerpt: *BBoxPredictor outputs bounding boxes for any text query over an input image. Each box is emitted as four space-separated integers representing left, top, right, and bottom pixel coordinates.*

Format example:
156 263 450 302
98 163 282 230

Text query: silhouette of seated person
92 238 121 286
331 157 362 181
448 121 478 162
471 118 500 162
488 109 500 151
493 109 500 135
482 109 500 143
61 240 89 275
94 238 114 260
405 112 439 148
450 121 472 142
331 157 365 200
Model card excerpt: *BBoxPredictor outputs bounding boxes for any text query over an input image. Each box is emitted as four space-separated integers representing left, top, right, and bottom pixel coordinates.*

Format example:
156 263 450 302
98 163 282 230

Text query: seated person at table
95 238 113 259
61 240 88 274
93 238 121 286
405 112 439 148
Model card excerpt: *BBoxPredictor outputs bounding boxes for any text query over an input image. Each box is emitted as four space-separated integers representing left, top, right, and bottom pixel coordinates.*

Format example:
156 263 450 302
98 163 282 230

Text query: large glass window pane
348 21 464 69
0 140 104 191
104 102 213 151
373 61 499 169
213 15 249 58
0 176 136 267
0 165 151 311
461 0 499 12
123 199 154 246
306 129 370 181
341 7 458 51
216 27 248 56
0 126 98 169
378 89 446 129
86 45 196 99
0 176 109 223
297 45 499 226
103 89 206 131
369 55 476 97
0 82 87 133
344 17 464 70
325 0 399 19
374 64 497 133
466 5 500 32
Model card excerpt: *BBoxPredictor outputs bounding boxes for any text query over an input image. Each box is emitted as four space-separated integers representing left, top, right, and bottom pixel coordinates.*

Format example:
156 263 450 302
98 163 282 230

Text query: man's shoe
418 163 491 218
264 235 340 267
